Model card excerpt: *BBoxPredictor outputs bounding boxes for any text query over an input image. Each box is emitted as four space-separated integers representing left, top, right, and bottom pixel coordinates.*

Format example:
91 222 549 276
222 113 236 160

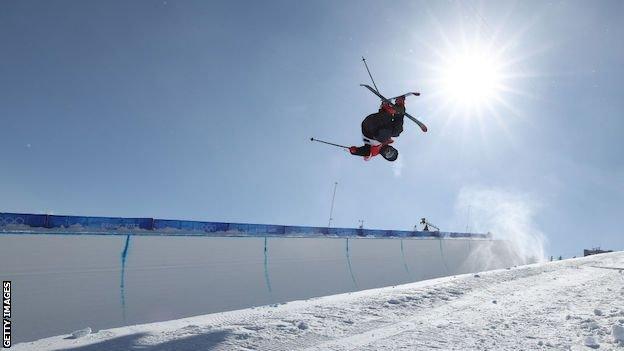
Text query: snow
13 251 624 351
68 328 91 339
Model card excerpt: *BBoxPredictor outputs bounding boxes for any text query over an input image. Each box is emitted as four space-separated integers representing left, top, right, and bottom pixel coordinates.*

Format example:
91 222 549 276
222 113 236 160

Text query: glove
349 146 358 154
380 102 396 115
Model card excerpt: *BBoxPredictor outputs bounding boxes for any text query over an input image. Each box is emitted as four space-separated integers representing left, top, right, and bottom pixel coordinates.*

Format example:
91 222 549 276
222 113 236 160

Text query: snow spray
454 186 547 269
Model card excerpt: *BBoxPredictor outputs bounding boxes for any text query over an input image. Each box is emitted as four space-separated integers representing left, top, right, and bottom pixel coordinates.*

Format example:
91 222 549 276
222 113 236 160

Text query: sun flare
415 4 535 124
440 49 503 108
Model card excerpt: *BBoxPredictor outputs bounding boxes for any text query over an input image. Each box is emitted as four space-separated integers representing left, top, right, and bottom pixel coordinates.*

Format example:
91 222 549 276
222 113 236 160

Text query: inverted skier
348 95 406 162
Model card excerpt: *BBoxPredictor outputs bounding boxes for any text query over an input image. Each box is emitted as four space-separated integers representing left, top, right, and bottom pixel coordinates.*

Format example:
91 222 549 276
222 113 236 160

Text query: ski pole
310 137 349 149
361 56 380 93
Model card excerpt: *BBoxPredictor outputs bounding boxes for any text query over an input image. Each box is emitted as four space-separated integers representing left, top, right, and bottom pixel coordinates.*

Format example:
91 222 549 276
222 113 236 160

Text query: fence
0 212 491 239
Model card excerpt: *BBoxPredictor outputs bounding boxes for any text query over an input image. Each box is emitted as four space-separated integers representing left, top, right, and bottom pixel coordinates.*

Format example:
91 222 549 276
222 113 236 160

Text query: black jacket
361 110 404 142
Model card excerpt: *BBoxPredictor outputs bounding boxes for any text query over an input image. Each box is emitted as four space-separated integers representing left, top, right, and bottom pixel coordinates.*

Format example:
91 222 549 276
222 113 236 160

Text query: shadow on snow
55 329 232 351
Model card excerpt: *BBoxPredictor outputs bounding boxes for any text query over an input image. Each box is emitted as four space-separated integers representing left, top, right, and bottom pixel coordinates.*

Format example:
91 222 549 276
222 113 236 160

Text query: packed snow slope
16 251 624 351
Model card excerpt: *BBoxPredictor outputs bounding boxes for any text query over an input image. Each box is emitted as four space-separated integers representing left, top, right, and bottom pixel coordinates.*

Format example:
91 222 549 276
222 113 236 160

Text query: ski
391 92 420 100
360 84 428 133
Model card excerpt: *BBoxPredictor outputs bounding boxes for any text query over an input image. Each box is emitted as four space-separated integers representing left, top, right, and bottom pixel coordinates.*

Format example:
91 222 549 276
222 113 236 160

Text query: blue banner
46 215 153 231
0 213 47 228
0 212 492 239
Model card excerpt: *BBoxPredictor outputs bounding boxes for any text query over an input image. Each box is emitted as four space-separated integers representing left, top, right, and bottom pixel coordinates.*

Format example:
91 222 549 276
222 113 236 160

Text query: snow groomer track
1 212 522 343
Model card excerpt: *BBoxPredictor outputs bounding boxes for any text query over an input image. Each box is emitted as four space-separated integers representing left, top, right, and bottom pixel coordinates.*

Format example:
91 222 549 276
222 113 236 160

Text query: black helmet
380 145 398 161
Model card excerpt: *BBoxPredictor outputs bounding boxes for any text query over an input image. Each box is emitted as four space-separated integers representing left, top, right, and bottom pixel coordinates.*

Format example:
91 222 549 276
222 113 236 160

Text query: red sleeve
370 144 383 157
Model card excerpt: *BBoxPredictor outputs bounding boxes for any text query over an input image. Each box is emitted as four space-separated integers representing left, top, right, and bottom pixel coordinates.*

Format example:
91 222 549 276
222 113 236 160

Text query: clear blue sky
1 0 622 257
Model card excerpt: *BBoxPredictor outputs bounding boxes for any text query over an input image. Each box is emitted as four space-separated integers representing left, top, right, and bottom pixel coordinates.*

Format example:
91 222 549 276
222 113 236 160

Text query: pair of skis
360 84 428 133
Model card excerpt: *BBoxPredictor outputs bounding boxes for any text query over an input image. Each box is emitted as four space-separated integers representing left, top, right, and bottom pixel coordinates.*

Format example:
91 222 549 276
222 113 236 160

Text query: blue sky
1 0 622 257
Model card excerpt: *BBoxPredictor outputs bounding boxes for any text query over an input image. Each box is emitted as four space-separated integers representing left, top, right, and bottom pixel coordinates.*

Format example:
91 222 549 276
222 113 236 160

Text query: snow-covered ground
15 251 624 351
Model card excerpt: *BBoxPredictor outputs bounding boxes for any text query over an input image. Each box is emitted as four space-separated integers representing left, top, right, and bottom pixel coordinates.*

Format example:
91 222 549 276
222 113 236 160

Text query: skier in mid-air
309 58 427 160
348 95 406 162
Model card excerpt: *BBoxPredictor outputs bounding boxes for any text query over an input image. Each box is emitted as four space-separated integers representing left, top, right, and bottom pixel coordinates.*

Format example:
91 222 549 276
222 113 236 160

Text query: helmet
380 145 398 161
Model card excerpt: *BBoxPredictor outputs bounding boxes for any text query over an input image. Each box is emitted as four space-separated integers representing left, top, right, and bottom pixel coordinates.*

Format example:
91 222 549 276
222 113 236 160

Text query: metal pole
310 137 349 149
465 205 472 233
362 56 380 92
328 182 338 228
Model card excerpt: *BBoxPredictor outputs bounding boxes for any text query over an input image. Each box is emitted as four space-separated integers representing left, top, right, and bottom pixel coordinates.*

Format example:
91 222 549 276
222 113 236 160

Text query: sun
403 3 539 150
430 37 510 117
419 30 528 126
439 48 504 109
413 5 534 122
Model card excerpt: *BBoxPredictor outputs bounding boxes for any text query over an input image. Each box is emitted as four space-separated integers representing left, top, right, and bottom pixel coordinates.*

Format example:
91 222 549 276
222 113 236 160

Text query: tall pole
328 182 338 228
362 57 380 93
